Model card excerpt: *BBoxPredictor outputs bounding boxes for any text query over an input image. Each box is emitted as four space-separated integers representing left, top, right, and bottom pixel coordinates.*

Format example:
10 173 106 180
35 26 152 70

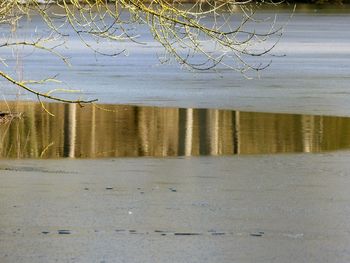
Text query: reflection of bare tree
185 108 194 156
207 109 219 155
220 111 234 155
204 110 236 155
159 108 179 156
90 105 96 158
2 102 350 158
301 115 316 153
63 103 76 158
137 107 154 156
233 111 240 154
137 107 179 156
301 115 325 153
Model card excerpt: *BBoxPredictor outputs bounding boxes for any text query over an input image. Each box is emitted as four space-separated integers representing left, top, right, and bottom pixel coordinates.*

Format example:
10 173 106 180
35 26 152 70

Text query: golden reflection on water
1 102 350 158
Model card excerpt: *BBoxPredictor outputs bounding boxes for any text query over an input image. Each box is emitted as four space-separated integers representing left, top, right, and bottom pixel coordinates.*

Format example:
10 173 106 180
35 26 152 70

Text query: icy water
1 6 350 116
2 6 350 263
1 102 350 158
1 6 350 158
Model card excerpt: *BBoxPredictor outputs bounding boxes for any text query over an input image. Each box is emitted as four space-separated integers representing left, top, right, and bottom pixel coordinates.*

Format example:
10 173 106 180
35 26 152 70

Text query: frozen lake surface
2 153 350 263
1 6 350 263
1 6 350 116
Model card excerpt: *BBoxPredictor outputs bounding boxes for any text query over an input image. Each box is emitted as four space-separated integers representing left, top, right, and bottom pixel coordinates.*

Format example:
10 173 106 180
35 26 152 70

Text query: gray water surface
2 153 350 262
1 6 350 116
1 6 350 263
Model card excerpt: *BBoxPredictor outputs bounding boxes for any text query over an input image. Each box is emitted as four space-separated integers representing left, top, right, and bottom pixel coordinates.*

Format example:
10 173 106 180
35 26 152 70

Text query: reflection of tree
2 102 350 158
301 115 314 153
233 111 240 154
207 109 219 155
63 103 77 158
137 107 154 156
158 108 179 156
185 108 194 156
301 115 325 153
90 105 96 158
221 110 235 155
137 107 179 156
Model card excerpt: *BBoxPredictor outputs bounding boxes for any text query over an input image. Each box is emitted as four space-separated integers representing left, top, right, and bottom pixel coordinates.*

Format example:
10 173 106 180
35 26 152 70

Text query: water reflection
1 102 350 158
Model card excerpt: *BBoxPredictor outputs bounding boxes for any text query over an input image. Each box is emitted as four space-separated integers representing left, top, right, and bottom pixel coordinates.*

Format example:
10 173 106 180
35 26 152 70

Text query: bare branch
0 0 290 105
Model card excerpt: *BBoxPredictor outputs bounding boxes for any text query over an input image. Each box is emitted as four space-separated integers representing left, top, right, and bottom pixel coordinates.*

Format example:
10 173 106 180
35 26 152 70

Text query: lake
1 5 350 263
1 5 350 116
1 5 350 158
